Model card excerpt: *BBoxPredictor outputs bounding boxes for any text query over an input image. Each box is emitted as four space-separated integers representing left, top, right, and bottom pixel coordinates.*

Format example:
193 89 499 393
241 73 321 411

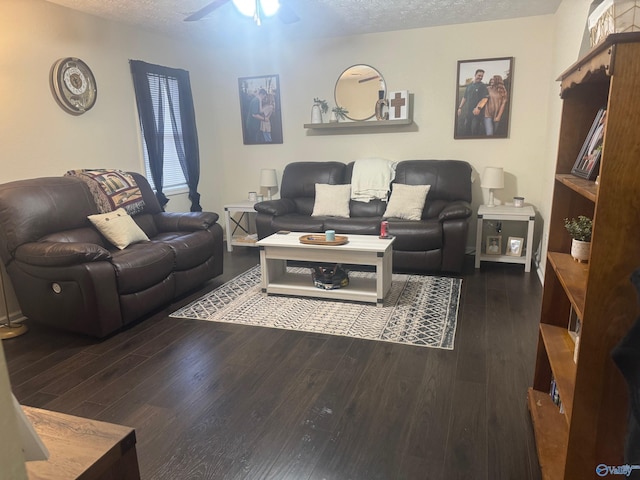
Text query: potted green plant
330 106 349 122
311 98 328 123
564 215 592 262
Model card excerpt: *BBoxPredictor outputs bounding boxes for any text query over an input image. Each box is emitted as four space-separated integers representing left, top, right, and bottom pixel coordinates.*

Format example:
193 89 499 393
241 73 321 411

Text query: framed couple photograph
238 74 283 145
571 107 607 180
454 57 513 139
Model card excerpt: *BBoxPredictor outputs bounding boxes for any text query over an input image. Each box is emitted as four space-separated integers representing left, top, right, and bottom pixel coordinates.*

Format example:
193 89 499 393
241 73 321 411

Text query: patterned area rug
171 266 462 349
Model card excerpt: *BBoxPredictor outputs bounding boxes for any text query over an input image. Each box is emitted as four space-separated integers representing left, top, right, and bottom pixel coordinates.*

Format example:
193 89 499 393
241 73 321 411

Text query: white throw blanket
350 158 397 202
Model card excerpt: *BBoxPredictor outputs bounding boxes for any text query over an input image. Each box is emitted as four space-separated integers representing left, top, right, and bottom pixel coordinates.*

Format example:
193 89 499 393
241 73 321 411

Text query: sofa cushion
41 227 107 247
110 242 175 294
311 184 351 218
88 208 150 250
349 199 387 218
281 162 347 199
0 177 98 261
383 184 431 220
270 214 325 233
387 219 443 251
323 217 382 235
152 230 217 271
394 160 471 203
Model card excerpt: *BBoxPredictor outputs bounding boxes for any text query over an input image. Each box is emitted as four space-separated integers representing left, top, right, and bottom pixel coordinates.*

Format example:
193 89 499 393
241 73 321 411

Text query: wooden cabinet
23 406 140 480
528 33 640 480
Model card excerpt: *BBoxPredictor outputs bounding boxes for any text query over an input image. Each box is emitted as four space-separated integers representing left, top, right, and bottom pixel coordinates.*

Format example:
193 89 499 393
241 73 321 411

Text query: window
139 73 186 191
130 60 203 211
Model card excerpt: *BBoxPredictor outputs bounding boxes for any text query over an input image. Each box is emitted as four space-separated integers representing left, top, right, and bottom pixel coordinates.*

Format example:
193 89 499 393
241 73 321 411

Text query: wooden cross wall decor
387 90 409 120
390 92 405 118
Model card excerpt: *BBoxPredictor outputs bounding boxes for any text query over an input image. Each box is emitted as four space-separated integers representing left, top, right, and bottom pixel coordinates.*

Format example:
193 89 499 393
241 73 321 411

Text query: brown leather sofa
255 160 472 273
0 172 223 338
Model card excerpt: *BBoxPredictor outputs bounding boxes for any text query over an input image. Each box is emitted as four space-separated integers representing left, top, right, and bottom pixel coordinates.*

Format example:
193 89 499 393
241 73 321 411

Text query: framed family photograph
571 107 607 180
238 74 283 145
506 237 524 256
455 57 513 139
486 235 502 255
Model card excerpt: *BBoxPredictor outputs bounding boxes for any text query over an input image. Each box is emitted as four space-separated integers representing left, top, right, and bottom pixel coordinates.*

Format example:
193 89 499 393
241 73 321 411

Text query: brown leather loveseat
255 160 472 273
0 172 223 338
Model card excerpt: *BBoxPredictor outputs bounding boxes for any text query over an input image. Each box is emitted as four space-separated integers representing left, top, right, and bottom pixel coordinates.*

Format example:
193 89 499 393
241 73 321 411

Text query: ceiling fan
184 0 299 25
358 75 381 83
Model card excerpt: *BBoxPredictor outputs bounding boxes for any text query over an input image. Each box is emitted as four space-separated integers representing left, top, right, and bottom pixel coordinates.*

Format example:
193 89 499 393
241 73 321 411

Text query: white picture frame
506 236 524 256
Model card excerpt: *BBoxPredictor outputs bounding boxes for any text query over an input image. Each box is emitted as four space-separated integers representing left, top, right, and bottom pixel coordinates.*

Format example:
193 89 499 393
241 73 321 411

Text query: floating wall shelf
303 118 413 130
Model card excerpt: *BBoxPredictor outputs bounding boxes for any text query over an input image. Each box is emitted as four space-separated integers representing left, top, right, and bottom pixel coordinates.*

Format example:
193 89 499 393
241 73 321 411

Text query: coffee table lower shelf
264 271 381 304
257 232 394 307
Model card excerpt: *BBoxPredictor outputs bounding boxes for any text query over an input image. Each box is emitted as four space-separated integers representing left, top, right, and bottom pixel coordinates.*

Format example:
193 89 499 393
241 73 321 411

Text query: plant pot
571 239 591 263
329 111 339 123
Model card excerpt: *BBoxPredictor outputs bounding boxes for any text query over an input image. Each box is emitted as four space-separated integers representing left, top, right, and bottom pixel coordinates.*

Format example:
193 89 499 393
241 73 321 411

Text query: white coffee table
256 232 395 307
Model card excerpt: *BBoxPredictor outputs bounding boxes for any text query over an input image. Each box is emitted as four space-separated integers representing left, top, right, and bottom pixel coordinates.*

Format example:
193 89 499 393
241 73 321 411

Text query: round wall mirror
334 65 385 121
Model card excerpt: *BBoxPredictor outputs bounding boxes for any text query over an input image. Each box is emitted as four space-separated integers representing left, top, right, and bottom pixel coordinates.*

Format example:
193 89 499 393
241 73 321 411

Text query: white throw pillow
88 208 149 249
311 184 351 218
383 183 431 220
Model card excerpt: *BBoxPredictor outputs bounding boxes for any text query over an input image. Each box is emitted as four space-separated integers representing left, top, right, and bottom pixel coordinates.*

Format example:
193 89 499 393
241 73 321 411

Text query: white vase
329 111 338 123
311 104 323 124
571 239 591 263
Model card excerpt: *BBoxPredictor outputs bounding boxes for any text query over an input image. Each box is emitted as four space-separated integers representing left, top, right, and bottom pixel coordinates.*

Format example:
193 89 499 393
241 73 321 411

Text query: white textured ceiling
44 0 561 44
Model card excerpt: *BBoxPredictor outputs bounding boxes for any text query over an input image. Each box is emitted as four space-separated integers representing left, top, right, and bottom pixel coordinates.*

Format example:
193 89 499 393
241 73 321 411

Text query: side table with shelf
474 204 535 272
224 201 258 252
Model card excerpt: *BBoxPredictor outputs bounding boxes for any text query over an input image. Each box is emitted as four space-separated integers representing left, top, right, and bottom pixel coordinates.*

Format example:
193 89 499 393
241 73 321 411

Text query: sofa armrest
153 212 219 232
254 199 296 216
15 242 111 267
438 201 472 222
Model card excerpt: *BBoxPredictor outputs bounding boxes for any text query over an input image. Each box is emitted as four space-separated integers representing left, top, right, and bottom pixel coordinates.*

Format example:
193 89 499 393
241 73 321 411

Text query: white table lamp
481 167 504 207
260 169 278 200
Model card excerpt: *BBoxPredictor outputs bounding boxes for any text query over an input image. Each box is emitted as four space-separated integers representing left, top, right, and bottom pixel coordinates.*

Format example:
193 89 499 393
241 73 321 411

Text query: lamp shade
481 167 504 190
260 169 278 188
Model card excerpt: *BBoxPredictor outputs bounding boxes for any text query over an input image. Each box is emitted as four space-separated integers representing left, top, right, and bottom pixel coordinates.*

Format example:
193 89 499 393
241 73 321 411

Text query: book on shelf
550 376 565 414
567 305 581 342
568 306 582 362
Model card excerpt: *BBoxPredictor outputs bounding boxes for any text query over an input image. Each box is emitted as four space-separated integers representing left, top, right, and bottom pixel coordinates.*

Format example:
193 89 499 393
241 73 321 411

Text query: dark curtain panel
165 74 203 211
130 60 168 208
129 60 203 211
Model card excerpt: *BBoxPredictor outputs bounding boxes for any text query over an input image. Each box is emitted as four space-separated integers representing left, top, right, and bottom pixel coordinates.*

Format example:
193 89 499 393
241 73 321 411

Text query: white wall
0 0 593 321
0 0 217 210
536 0 593 280
206 18 556 221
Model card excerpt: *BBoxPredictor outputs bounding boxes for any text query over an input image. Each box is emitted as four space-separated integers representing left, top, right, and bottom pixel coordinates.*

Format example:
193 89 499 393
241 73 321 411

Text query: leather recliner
0 172 223 338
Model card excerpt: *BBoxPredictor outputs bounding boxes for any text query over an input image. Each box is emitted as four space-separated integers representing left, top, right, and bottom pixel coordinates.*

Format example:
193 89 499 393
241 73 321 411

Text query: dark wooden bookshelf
529 33 640 479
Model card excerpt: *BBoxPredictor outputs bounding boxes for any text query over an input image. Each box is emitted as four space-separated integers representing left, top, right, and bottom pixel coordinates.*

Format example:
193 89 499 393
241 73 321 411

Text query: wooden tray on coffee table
299 234 349 246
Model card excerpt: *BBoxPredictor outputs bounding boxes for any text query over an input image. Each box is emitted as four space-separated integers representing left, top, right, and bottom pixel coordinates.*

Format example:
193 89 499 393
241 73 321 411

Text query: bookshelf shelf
547 253 588 320
555 174 597 203
539 324 576 424
527 388 568 480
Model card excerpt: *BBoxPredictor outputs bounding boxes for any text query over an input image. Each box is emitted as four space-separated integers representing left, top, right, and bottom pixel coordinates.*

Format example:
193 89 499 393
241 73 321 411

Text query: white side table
224 201 258 252
475 204 535 272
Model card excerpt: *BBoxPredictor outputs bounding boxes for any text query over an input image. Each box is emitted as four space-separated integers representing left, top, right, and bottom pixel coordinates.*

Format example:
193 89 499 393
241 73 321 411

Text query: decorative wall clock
50 57 97 115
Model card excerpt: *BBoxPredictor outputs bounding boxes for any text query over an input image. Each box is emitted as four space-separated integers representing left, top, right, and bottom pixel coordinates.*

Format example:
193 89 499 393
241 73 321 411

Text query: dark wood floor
4 248 543 480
